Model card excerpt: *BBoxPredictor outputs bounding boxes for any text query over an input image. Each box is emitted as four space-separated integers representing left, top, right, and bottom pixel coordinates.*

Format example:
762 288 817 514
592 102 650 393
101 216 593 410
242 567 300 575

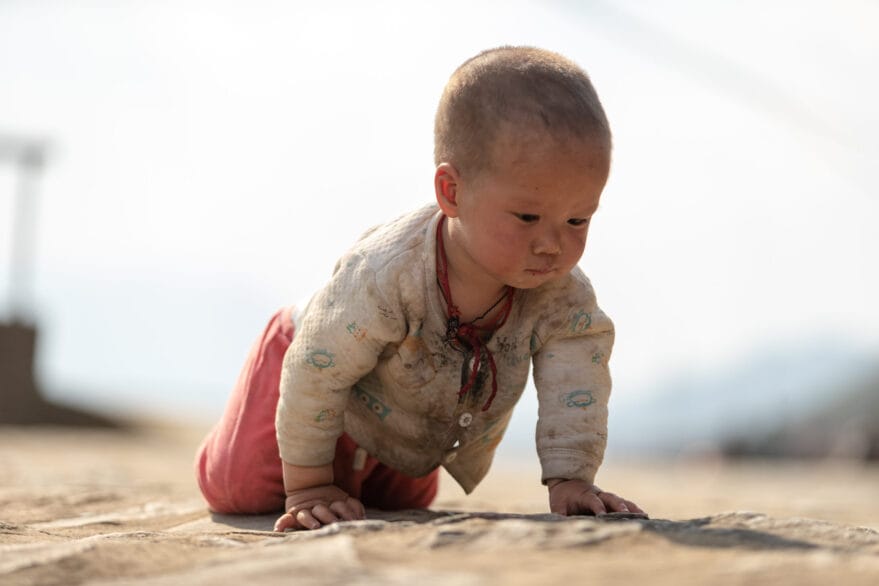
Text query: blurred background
1 0 877 462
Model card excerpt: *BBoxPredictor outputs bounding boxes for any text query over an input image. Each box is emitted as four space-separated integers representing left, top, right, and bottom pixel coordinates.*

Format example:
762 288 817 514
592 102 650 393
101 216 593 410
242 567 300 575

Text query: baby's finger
273 512 299 532
295 509 322 530
598 491 630 513
329 500 360 521
578 491 607 515
623 499 647 515
310 503 340 525
347 497 367 519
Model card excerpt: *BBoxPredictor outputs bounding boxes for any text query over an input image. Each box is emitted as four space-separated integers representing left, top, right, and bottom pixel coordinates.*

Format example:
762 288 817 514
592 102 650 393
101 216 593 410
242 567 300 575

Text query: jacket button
458 412 473 428
443 450 458 463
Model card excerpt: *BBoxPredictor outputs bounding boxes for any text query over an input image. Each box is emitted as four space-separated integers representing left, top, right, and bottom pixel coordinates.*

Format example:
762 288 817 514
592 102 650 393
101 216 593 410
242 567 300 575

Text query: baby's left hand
547 479 646 517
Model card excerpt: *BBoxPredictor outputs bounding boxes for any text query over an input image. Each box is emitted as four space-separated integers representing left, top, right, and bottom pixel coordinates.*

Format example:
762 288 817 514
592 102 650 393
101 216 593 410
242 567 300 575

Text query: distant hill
721 368 879 460
606 338 878 458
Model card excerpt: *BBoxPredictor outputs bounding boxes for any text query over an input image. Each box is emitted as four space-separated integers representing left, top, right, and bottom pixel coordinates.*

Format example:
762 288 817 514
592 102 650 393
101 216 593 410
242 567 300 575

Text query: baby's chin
506 269 568 289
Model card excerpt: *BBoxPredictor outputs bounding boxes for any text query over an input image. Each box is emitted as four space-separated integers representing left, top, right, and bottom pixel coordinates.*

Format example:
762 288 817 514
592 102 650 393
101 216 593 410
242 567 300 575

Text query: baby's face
451 133 609 291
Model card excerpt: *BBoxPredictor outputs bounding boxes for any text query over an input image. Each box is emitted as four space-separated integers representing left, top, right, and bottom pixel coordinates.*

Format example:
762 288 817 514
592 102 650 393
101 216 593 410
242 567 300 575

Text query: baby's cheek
564 241 587 267
567 232 588 253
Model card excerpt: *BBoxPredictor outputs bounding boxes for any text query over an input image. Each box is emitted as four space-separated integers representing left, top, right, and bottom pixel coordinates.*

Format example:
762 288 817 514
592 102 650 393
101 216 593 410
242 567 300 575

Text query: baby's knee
194 437 284 514
361 467 439 510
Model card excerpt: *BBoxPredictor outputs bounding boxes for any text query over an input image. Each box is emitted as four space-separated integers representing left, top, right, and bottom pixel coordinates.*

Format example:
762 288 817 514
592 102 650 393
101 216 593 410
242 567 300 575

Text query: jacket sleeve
275 252 406 466
531 274 614 486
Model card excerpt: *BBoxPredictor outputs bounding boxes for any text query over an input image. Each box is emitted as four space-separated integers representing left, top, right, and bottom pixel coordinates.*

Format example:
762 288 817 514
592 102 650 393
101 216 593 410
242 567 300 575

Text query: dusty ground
1 423 877 585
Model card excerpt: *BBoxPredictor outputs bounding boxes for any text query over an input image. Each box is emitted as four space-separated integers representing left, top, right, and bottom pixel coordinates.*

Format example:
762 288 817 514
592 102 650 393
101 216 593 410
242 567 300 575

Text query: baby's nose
532 232 562 255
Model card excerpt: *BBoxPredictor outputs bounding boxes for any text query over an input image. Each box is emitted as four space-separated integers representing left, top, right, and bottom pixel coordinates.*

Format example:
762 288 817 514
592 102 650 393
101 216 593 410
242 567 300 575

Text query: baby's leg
195 306 438 515
360 463 439 510
194 307 294 514
333 435 439 510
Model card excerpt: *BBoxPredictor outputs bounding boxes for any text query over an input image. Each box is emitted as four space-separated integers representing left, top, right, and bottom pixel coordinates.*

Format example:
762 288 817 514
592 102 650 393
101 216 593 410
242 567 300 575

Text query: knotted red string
435 215 513 411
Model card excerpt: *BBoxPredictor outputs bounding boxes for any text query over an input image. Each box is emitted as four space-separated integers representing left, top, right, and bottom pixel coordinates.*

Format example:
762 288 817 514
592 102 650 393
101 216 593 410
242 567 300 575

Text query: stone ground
1 424 878 585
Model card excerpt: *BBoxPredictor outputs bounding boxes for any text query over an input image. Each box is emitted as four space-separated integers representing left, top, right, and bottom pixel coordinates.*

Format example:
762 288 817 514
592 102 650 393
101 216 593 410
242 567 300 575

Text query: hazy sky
1 0 877 420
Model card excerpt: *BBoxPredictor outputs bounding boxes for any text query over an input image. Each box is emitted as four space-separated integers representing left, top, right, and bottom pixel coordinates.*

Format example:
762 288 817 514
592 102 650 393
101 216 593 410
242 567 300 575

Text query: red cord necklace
435 215 514 412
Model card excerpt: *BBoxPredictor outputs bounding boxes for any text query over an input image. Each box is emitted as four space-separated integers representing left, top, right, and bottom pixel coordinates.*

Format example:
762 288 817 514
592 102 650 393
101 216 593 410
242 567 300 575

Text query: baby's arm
273 255 405 531
547 478 645 517
273 461 365 532
531 275 646 517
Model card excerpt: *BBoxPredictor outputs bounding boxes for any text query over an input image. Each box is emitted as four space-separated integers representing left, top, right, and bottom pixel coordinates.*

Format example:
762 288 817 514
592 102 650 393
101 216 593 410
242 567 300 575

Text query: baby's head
434 46 611 183
433 47 612 291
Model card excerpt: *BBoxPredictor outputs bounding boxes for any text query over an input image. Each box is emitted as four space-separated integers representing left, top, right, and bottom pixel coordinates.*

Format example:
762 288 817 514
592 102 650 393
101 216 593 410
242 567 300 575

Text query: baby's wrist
281 460 334 495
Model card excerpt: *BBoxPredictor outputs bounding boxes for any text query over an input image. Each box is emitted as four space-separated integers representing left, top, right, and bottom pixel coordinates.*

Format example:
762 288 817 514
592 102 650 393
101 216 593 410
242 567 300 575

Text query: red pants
194 307 439 514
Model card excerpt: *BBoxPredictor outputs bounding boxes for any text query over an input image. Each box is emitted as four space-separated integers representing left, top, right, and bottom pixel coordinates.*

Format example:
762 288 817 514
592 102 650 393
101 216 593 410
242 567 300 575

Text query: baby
195 46 645 531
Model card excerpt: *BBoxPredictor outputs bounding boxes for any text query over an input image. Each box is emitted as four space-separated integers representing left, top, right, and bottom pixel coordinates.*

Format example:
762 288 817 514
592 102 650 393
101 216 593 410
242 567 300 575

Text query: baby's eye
568 218 591 227
515 213 540 223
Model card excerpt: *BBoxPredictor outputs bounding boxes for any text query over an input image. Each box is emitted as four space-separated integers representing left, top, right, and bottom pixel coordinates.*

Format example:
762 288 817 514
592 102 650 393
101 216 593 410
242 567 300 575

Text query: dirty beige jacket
276 205 614 493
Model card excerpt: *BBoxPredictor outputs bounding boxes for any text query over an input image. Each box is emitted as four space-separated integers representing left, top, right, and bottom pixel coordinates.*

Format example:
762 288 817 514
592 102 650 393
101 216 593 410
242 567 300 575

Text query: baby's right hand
273 484 366 532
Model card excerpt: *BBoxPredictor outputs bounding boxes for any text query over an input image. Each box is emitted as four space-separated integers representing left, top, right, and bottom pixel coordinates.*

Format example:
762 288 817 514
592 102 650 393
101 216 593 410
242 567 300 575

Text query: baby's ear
434 163 461 217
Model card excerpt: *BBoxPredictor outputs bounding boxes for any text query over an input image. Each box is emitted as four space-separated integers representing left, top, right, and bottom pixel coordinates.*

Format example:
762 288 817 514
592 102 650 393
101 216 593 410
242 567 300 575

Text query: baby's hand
273 484 366 532
547 479 646 517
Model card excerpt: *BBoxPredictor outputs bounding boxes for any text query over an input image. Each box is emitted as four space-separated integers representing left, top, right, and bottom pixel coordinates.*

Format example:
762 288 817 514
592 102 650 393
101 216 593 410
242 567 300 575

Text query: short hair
434 46 611 178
